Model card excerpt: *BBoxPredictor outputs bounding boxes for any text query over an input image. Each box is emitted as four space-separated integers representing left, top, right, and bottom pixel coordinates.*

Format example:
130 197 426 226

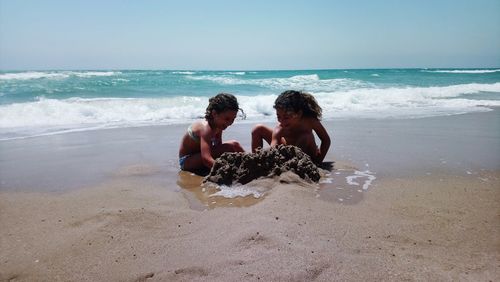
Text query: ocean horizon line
2 67 500 72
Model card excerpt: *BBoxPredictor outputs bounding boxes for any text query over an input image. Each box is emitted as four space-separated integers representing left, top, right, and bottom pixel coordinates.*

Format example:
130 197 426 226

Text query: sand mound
204 145 321 185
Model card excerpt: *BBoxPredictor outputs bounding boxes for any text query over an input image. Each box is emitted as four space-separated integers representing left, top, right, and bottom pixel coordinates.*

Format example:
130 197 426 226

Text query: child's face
212 110 237 130
276 108 301 128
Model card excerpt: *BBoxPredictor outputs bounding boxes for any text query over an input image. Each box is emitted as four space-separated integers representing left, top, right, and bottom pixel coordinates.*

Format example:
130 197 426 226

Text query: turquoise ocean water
0 68 499 140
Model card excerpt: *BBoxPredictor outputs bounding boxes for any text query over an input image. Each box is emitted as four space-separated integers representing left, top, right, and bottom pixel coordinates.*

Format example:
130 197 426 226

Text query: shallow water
1 110 498 209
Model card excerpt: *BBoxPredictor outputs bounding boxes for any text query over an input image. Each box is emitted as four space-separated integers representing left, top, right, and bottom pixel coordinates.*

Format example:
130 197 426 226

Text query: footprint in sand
288 262 331 281
173 266 209 277
134 272 154 282
239 232 269 249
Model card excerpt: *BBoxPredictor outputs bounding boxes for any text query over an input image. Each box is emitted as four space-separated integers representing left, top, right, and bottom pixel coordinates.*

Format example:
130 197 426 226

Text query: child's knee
234 141 244 152
252 124 272 145
228 140 244 152
251 124 263 136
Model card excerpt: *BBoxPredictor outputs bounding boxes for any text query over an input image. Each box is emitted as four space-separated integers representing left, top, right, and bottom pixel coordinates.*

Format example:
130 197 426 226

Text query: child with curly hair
179 93 245 172
251 90 331 164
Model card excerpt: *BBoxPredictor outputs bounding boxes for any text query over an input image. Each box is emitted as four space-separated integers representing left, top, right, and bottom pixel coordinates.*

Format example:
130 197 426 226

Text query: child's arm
311 119 331 163
270 126 284 147
199 130 216 168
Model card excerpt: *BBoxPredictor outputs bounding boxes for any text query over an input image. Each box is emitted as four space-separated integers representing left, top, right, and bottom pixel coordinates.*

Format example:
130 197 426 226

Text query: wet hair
274 90 322 119
204 93 245 121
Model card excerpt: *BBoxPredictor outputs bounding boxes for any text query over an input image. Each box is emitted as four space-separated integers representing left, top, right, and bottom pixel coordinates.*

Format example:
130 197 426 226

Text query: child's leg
251 124 273 152
180 153 204 171
213 140 244 157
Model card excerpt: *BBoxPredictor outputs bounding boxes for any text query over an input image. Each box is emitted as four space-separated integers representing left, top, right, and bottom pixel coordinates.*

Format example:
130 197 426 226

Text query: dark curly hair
274 90 322 119
204 93 245 121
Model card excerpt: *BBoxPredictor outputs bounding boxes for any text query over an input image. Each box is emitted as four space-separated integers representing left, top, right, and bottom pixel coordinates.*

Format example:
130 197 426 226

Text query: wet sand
0 109 499 281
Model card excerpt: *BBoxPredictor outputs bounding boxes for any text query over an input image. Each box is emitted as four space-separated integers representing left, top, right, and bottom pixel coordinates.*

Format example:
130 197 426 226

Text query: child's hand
312 148 322 164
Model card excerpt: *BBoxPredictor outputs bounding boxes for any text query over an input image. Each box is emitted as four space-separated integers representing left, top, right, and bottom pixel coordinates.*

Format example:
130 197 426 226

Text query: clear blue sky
1 0 499 70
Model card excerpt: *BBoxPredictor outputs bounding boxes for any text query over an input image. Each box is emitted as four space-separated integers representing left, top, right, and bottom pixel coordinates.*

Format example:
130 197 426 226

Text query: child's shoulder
191 120 212 134
191 120 207 127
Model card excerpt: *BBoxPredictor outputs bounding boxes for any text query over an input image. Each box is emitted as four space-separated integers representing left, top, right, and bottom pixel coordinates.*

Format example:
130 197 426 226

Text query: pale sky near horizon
1 0 499 70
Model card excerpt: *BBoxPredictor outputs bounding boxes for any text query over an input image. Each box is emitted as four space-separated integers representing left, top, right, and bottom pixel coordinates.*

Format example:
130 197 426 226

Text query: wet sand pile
204 145 320 185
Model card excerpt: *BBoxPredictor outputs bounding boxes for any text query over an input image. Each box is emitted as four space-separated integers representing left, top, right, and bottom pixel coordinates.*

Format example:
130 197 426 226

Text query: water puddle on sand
177 161 377 209
316 161 377 205
176 171 265 211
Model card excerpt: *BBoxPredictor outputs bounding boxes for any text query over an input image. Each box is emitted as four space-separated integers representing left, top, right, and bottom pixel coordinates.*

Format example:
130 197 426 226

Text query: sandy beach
1 110 499 281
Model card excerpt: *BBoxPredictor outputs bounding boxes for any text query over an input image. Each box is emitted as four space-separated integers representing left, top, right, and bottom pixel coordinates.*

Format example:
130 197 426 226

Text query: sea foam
187 74 373 92
0 71 121 80
422 69 500 74
209 184 268 198
346 170 376 190
1 82 499 140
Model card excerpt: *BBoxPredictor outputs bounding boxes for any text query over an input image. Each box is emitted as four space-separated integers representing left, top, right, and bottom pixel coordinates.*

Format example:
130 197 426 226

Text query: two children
179 90 331 172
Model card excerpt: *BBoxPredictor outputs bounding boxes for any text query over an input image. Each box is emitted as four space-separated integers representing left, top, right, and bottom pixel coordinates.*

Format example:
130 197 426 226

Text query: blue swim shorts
179 155 190 170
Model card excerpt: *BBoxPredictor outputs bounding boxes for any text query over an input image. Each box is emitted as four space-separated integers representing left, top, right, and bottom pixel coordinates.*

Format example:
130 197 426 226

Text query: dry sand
1 170 498 281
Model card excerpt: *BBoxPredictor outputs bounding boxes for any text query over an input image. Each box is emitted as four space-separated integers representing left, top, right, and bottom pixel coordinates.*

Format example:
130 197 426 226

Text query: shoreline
1 108 499 192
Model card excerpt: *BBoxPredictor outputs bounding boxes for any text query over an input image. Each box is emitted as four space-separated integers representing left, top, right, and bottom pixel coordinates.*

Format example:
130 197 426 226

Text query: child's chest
282 126 311 142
